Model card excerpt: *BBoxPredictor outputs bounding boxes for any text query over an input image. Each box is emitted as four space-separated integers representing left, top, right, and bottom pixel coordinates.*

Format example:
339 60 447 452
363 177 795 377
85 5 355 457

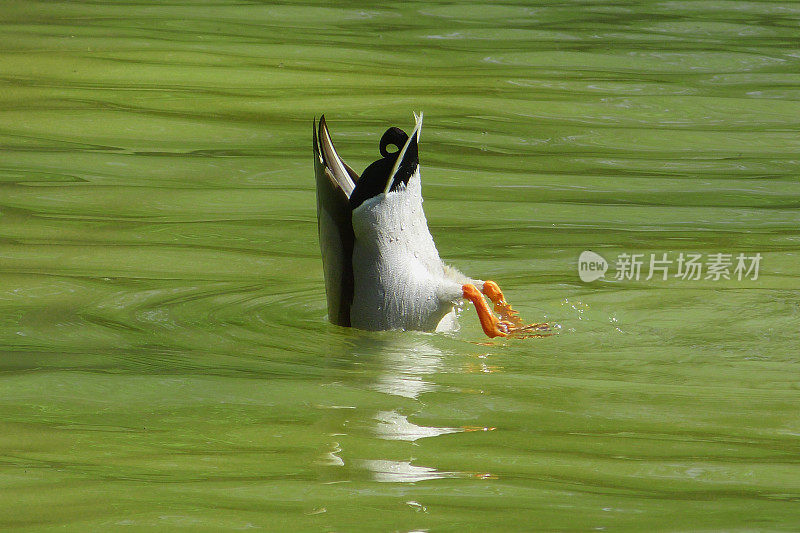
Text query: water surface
1 1 799 530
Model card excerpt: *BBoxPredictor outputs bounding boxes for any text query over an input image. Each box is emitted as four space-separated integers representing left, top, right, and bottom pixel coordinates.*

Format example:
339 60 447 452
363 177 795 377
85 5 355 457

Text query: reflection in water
319 442 344 467
321 334 486 482
374 410 460 441
361 459 460 483
370 336 444 400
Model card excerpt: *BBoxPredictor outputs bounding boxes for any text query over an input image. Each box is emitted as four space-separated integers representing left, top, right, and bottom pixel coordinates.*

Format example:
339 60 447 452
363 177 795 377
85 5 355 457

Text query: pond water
1 1 799 530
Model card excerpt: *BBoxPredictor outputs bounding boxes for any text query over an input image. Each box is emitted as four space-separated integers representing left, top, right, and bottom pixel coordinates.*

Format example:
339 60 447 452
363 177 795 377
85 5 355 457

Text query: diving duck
313 113 528 338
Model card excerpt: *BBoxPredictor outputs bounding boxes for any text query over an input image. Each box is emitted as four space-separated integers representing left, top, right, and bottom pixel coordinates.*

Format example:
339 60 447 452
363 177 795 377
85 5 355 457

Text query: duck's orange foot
505 322 553 339
462 281 553 339
462 284 508 338
482 280 524 328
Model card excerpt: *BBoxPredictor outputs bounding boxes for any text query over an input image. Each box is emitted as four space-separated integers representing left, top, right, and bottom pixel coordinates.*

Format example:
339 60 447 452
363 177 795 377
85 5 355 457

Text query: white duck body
350 168 472 331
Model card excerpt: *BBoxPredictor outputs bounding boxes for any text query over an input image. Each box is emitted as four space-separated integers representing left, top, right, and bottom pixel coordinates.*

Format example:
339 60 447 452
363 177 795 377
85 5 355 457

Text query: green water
2 1 800 530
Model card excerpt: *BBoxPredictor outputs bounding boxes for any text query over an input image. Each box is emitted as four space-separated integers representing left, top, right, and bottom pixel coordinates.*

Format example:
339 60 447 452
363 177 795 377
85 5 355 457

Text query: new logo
578 250 608 282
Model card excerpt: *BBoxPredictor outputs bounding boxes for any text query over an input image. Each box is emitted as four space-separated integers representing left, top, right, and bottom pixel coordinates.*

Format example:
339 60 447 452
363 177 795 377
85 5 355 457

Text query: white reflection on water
370 336 444 399
361 460 459 483
318 442 344 466
318 335 493 482
374 410 460 441
356 335 469 482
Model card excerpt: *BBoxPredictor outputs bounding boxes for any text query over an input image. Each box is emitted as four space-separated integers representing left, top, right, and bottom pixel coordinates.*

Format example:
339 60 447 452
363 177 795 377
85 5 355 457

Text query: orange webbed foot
462 282 553 339
462 284 508 338
480 280 552 339
482 280 524 328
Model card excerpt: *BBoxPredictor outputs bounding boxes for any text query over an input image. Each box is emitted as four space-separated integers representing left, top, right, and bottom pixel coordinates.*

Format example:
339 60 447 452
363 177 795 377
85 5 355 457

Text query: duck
313 113 533 338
